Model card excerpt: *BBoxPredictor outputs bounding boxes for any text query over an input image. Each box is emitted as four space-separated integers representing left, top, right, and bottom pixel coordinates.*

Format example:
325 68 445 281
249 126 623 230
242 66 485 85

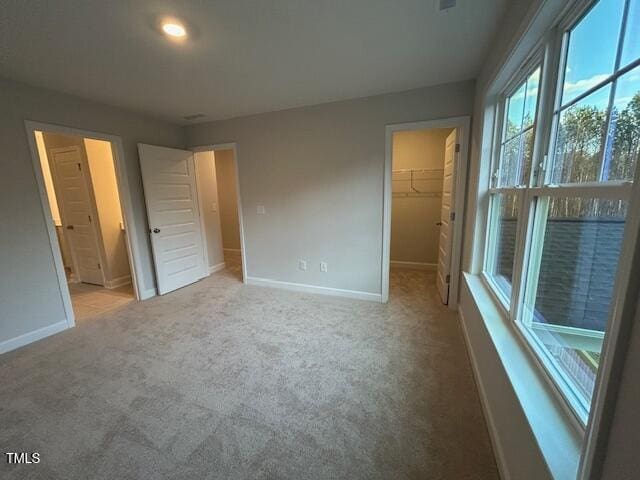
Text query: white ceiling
0 0 507 124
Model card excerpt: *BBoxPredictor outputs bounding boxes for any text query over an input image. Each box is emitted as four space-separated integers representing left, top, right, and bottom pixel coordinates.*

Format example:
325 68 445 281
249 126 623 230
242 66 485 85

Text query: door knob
436 222 442 226
153 228 161 233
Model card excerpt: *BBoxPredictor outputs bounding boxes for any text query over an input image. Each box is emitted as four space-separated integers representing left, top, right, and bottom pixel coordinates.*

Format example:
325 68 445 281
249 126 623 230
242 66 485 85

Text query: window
494 67 541 188
483 0 639 423
484 67 542 302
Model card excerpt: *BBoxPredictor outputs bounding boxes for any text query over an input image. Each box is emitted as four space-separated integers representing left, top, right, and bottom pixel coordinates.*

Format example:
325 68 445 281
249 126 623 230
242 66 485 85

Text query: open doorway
390 127 455 300
193 144 245 283
32 129 137 322
383 117 469 307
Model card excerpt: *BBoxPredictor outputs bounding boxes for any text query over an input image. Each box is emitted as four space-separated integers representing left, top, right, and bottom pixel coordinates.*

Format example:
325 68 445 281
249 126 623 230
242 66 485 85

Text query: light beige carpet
0 263 498 479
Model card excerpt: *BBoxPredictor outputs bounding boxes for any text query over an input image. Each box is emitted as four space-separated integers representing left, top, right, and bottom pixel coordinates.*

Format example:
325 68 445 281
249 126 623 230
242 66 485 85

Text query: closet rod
392 168 444 173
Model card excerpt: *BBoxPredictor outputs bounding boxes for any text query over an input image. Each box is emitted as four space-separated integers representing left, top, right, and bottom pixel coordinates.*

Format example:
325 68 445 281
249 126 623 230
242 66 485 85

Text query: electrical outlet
257 205 266 215
298 259 307 271
320 261 328 272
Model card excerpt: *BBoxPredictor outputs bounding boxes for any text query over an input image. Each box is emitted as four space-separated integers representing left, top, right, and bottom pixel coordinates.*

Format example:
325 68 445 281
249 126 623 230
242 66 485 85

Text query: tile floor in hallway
68 282 135 322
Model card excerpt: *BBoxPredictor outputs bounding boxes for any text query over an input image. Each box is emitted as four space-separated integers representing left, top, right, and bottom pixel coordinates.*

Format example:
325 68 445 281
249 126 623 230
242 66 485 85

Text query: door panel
51 147 104 285
436 129 458 304
138 144 207 295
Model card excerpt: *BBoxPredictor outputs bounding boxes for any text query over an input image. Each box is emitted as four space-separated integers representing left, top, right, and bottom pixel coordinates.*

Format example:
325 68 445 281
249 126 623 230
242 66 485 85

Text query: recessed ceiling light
161 21 187 38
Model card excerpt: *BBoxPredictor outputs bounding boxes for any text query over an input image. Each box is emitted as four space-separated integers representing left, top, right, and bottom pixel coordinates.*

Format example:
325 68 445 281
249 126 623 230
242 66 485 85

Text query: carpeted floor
0 260 498 480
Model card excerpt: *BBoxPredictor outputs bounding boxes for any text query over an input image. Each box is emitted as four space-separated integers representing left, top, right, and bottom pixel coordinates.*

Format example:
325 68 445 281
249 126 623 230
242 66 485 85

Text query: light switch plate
298 259 307 271
320 262 328 272
211 202 217 212
257 205 266 215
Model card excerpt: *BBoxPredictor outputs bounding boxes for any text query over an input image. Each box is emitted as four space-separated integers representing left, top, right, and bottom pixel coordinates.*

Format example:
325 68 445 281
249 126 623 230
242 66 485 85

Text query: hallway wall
195 150 225 270
214 150 241 251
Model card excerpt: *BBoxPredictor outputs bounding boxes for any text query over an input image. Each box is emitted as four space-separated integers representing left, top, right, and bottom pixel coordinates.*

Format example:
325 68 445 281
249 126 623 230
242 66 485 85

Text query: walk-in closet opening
390 128 455 303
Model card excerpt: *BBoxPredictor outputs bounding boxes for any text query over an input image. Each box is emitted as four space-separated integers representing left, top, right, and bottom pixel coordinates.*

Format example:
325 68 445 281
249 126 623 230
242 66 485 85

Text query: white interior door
138 144 207 295
437 129 458 304
50 146 104 285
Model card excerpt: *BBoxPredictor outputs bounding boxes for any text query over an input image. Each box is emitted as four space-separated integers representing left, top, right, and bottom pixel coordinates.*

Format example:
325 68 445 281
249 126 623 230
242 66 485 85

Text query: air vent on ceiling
439 0 456 10
183 113 207 121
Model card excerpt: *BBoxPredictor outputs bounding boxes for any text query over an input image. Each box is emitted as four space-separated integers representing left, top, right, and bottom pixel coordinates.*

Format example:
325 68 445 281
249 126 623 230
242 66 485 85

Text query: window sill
462 272 583 480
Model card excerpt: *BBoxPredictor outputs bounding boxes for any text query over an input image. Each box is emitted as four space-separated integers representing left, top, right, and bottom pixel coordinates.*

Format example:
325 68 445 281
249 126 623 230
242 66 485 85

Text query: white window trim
478 0 640 435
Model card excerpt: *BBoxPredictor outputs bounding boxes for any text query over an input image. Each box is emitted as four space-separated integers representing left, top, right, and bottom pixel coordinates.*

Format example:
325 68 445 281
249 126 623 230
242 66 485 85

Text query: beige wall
214 150 241 251
391 128 451 265
186 80 475 294
84 138 131 286
0 77 184 350
195 151 225 268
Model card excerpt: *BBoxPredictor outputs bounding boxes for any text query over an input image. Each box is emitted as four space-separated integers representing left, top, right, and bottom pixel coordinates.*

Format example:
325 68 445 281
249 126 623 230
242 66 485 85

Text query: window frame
480 0 639 428
482 52 545 311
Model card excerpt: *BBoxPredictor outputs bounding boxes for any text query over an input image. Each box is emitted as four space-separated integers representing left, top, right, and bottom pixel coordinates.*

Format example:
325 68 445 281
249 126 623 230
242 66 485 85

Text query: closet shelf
392 167 443 195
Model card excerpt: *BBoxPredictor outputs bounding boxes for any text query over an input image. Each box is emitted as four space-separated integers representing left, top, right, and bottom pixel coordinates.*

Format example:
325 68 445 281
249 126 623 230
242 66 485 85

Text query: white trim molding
460 274 582 480
105 275 132 289
383 116 471 308
209 262 226 274
459 308 511 480
0 320 69 355
139 288 157 301
390 261 436 271
24 120 145 305
223 248 241 254
246 276 382 302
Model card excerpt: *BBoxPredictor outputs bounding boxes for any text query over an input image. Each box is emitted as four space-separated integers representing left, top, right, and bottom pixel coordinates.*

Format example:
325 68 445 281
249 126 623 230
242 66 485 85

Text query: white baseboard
139 287 157 300
209 262 226 274
246 276 382 302
105 275 132 289
390 260 437 271
459 309 510 480
0 320 70 355
223 248 241 254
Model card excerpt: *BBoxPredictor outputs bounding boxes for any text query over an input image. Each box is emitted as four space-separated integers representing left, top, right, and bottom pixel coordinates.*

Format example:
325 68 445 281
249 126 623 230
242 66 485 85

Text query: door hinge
97 263 101 269
450 212 455 221
77 162 82 171
446 274 451 283
455 143 460 153
88 215 92 223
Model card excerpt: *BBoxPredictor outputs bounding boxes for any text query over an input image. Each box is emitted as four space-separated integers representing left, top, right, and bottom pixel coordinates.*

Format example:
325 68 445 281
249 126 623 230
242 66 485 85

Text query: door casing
25 120 146 329
382 116 470 308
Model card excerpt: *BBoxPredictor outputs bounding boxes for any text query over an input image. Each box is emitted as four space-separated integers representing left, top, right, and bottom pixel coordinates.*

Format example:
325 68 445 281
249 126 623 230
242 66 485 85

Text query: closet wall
391 128 452 267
